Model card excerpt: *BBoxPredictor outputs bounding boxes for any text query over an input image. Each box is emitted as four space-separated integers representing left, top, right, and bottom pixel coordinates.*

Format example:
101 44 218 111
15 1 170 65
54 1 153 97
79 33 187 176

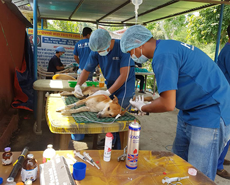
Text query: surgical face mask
60 54 65 58
131 48 148 64
99 49 109 56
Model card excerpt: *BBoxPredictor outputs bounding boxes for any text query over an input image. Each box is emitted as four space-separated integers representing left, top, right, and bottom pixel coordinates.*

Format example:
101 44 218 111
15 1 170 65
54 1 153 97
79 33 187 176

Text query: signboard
28 29 82 68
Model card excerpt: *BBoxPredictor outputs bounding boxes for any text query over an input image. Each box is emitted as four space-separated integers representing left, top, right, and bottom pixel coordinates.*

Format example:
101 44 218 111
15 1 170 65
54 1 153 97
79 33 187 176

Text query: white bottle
5 177 16 185
42 144 56 163
103 132 113 162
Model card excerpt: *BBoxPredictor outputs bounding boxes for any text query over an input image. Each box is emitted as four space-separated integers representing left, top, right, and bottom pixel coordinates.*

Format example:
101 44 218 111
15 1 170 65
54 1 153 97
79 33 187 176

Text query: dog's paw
61 110 71 116
56 106 65 112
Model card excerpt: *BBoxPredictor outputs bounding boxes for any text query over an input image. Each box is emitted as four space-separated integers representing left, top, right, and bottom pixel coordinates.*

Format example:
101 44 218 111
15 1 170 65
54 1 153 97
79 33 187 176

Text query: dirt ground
9 92 230 184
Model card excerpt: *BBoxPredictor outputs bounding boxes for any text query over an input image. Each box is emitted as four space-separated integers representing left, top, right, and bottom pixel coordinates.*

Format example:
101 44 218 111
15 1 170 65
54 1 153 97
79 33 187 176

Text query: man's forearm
77 69 90 85
74 55 80 64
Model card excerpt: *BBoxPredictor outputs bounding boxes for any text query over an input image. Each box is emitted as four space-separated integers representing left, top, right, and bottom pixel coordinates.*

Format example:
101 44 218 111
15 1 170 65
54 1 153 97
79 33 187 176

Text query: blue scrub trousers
217 140 230 170
172 115 230 181
112 97 132 149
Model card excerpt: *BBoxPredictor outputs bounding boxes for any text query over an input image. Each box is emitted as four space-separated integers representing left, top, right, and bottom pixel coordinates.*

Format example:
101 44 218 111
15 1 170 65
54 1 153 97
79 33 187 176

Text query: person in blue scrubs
75 29 136 149
120 25 230 181
73 27 93 81
216 24 230 179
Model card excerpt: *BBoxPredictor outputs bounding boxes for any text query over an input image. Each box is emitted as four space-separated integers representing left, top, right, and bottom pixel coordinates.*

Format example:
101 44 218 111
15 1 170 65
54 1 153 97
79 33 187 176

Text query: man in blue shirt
47 46 66 79
75 29 135 149
216 24 230 179
73 27 93 80
120 25 230 181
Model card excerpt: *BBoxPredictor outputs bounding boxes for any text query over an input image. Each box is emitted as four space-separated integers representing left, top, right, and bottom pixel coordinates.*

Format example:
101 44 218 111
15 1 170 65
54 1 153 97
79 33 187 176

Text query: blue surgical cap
89 29 111 51
55 46 66 52
120 25 153 53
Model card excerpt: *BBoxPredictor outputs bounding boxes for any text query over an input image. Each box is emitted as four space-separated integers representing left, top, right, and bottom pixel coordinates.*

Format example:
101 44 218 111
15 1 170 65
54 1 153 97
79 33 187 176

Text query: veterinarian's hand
74 85 83 97
91 90 111 96
129 95 150 112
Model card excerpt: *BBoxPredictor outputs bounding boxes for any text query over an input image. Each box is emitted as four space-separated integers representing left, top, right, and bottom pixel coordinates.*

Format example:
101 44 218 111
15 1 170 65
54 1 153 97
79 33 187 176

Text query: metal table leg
144 75 147 91
33 90 43 135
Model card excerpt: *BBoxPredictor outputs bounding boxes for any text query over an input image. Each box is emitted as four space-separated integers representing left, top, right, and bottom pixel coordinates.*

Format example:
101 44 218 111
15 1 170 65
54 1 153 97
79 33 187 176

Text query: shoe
139 90 146 94
223 159 230 165
216 169 230 179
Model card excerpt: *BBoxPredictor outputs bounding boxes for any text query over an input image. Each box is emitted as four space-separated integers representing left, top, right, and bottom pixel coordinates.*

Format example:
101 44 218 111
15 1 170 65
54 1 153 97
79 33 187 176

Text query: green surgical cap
120 25 152 53
89 29 111 51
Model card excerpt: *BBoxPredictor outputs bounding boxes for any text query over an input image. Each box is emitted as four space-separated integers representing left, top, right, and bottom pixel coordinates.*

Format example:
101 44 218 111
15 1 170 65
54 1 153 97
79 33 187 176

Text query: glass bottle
2 147 13 166
21 154 38 182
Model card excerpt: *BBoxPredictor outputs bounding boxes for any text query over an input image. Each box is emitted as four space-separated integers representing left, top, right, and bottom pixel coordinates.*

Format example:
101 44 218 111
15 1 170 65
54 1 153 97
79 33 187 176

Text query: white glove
91 90 111 96
74 85 83 97
129 95 150 112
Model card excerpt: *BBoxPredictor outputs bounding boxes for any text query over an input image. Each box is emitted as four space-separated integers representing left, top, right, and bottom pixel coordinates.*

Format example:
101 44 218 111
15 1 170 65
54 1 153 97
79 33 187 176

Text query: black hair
227 24 230 38
82 27 92 37
56 51 60 54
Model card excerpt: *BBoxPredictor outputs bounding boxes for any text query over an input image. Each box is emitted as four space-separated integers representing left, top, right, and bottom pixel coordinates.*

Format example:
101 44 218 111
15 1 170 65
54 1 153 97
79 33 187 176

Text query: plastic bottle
103 132 113 162
99 72 105 87
21 154 38 182
77 68 82 80
2 147 13 166
42 144 56 163
5 177 16 185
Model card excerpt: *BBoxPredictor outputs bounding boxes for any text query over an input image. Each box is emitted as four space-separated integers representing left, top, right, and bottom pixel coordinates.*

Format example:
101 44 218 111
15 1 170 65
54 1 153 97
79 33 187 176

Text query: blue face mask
99 49 109 56
131 48 148 64
98 44 110 56
60 54 65 58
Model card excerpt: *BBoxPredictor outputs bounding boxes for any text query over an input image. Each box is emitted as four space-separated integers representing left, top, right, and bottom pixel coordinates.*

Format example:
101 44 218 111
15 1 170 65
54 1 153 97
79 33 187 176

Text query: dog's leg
61 106 90 116
60 91 74 96
56 99 87 112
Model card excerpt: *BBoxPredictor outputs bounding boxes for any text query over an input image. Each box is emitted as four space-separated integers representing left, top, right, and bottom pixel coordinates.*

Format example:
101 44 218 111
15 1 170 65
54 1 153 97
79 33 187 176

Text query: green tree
187 5 230 46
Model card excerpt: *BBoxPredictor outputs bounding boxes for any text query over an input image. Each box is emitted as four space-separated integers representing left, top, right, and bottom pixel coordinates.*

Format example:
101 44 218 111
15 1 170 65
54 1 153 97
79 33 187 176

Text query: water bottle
42 144 56 163
77 68 82 79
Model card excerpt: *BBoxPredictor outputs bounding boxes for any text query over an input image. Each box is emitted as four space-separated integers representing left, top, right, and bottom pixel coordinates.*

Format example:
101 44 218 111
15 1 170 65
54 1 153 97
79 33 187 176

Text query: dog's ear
120 110 127 116
113 95 119 104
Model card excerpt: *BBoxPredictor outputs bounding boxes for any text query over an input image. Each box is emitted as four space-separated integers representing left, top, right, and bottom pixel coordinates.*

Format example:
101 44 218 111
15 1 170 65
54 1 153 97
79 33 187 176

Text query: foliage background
47 5 230 92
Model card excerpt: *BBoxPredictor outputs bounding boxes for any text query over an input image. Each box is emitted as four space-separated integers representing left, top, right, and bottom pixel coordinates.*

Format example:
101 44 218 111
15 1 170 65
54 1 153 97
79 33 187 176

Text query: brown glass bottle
21 154 38 182
2 147 13 166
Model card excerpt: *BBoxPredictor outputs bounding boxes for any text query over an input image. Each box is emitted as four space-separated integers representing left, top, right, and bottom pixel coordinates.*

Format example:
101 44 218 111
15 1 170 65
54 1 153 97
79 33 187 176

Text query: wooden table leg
119 131 128 149
92 134 98 149
54 134 71 150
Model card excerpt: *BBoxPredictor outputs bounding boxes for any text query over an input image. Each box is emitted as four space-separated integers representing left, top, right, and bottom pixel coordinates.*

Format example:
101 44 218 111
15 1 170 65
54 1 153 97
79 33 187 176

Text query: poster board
28 29 81 68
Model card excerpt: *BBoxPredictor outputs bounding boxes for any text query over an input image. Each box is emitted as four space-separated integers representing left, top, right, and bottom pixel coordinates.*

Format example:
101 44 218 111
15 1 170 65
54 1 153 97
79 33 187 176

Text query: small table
33 80 106 135
46 94 138 149
135 72 155 93
0 150 216 185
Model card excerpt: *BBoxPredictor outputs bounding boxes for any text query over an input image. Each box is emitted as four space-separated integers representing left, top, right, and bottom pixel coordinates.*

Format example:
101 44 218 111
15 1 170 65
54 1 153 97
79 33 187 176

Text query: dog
57 94 126 118
58 86 154 118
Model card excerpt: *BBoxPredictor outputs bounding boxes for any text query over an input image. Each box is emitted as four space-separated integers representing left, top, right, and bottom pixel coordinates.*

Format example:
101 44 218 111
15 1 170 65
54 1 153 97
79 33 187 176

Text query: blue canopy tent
11 0 230 134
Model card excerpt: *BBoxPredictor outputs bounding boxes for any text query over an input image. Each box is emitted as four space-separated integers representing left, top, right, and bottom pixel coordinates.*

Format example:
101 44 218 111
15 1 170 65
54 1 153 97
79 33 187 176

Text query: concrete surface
7 92 230 184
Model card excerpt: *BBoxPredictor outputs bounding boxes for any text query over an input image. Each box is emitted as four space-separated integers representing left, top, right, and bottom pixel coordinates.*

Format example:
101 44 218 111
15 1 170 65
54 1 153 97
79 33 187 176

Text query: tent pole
41 19 43 29
214 4 224 63
33 0 38 80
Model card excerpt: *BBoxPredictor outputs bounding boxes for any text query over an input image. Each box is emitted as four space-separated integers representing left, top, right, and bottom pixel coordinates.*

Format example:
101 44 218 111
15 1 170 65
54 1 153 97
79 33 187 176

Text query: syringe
83 152 100 170
74 151 94 166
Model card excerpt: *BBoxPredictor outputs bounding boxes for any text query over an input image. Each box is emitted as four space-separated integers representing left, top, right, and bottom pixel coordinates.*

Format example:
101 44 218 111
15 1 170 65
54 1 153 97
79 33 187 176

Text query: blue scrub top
73 38 91 70
152 40 230 128
84 39 135 98
217 42 230 84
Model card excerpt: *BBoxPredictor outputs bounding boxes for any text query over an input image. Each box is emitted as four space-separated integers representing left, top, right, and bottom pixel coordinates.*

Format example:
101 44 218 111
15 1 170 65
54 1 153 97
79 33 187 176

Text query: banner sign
28 29 81 68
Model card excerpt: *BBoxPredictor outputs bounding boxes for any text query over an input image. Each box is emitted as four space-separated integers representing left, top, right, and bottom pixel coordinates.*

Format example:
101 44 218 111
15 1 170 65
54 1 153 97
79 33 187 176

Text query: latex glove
91 90 111 96
74 85 83 97
129 95 150 112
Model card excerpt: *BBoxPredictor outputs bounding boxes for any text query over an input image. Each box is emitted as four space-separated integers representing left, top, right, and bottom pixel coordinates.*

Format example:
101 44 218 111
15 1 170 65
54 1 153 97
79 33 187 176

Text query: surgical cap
120 25 153 53
89 29 111 51
55 46 66 52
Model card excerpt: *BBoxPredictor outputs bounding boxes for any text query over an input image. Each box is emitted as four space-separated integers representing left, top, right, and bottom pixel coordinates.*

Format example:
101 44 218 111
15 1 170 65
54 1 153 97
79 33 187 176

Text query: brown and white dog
57 86 154 118
57 94 126 118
